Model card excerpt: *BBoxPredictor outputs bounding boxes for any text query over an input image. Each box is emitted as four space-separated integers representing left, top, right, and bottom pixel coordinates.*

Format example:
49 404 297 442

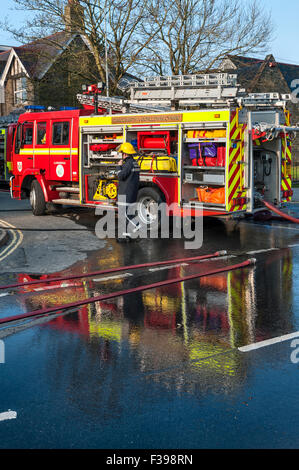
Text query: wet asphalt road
1 191 299 449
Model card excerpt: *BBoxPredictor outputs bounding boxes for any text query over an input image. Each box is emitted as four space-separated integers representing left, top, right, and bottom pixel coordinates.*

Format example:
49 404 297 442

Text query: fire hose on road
0 250 228 291
263 200 299 224
0 257 256 326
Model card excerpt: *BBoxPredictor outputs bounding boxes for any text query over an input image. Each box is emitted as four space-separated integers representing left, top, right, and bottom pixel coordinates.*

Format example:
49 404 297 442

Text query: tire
137 187 165 229
46 202 60 213
30 180 46 216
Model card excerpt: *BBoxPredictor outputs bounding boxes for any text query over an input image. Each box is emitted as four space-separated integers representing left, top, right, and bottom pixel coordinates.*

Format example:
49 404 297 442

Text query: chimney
64 0 85 33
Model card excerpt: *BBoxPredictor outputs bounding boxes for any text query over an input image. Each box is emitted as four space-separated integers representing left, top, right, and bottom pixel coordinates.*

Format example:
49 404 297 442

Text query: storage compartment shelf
183 180 225 186
90 156 120 160
138 148 168 152
184 138 226 143
90 139 123 144
183 165 225 170
88 162 119 166
184 202 226 209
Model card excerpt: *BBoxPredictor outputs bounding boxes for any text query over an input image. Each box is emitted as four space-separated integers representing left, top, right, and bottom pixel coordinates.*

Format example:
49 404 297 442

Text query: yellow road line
0 219 24 263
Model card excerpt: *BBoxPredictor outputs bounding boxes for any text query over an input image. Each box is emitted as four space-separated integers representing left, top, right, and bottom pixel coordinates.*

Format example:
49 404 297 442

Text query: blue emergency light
24 105 46 112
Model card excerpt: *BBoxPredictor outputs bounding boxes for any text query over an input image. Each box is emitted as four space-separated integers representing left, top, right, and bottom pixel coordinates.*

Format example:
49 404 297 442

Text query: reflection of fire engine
8 73 298 221
19 273 88 309
17 246 293 382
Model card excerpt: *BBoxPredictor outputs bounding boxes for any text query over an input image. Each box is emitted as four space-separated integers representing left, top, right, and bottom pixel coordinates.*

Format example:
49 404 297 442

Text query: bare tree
136 0 273 76
3 0 273 91
3 0 161 94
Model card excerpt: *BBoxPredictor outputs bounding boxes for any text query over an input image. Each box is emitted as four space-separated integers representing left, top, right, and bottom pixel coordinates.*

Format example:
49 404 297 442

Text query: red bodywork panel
11 108 92 199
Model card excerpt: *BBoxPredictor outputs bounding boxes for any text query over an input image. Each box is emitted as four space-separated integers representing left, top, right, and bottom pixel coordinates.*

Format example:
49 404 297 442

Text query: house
0 0 102 120
0 0 142 123
0 31 96 117
220 54 299 160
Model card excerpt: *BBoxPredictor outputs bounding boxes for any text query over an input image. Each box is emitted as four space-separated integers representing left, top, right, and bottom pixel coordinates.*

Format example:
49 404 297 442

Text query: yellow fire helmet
117 142 137 154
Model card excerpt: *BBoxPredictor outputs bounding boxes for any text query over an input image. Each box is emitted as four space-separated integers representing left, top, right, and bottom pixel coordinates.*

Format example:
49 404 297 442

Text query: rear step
51 199 118 211
54 186 80 193
52 199 96 207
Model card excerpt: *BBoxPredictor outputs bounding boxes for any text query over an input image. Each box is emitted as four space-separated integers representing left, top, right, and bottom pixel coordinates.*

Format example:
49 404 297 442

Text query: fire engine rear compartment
180 122 227 213
79 112 232 216
79 108 287 218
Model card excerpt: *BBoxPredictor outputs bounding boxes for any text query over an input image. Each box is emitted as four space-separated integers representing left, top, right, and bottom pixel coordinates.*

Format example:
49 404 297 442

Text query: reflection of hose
0 258 256 326
0 250 228 291
263 200 299 224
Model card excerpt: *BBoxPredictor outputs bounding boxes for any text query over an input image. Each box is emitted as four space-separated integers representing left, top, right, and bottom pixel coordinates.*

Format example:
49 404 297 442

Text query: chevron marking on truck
281 110 292 202
228 111 247 212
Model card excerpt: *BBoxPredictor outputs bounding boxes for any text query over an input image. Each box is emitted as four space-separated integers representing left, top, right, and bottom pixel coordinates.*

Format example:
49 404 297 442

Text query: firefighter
116 142 141 240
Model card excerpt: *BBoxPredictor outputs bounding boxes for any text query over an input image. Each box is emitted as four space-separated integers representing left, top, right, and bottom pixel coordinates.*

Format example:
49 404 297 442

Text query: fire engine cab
8 73 299 222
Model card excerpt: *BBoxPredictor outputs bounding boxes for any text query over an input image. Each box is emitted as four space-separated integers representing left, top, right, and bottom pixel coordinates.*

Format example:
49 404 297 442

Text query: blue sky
1 0 299 64
263 0 299 64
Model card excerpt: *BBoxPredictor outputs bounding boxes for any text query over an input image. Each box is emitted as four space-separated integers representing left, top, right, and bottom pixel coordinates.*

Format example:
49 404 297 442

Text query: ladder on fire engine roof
128 73 292 108
76 93 172 114
80 72 291 114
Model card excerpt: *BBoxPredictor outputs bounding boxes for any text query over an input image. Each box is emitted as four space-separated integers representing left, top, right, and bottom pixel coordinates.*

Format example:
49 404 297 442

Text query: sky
1 0 299 65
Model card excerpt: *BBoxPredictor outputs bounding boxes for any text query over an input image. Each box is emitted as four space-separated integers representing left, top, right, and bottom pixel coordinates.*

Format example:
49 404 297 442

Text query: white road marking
270 224 299 232
266 224 299 232
240 221 299 232
92 273 133 282
149 263 189 272
211 255 236 261
0 410 17 422
194 255 236 263
33 283 77 292
0 219 23 263
0 293 9 298
238 331 299 353
246 248 279 255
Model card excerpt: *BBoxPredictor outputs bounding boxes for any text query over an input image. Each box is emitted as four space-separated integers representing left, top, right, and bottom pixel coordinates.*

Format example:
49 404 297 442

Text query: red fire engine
7 74 299 221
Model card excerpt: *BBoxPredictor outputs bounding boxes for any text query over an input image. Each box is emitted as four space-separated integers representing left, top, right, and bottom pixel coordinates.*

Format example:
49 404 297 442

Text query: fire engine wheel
30 180 46 216
137 187 164 228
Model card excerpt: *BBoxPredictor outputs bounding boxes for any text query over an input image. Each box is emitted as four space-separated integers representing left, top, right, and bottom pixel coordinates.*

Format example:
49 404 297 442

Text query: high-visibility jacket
116 155 140 204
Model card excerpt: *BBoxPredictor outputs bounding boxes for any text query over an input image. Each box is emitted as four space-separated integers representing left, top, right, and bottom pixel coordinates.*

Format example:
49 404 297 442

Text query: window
14 77 27 105
15 125 21 153
14 122 33 152
36 122 47 145
52 122 69 145
23 123 33 145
